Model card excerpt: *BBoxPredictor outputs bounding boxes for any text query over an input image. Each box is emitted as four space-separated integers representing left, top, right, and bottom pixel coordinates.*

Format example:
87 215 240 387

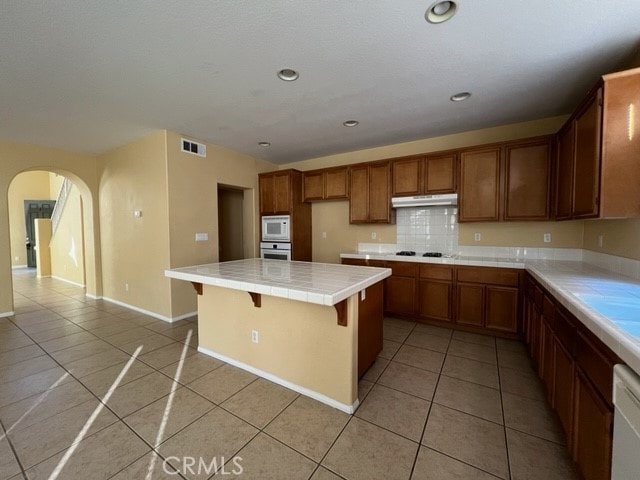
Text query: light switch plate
543 233 551 243
474 233 481 241
195 233 208 242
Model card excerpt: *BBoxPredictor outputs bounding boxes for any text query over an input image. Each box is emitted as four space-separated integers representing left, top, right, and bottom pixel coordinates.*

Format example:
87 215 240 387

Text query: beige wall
0 140 101 315
8 171 53 267
97 130 172 318
34 219 52 278
165 130 276 317
285 116 586 263
198 285 358 408
50 185 85 285
583 219 640 260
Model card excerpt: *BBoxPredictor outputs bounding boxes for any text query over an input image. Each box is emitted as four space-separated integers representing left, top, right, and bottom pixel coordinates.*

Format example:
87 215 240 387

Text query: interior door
24 200 56 268
218 187 245 262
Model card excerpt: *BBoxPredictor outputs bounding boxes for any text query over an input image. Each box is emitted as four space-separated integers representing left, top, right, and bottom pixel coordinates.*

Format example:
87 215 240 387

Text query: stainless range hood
391 193 458 208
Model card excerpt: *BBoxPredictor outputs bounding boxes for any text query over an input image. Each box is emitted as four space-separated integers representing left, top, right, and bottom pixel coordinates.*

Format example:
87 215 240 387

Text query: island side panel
197 285 359 408
358 281 384 378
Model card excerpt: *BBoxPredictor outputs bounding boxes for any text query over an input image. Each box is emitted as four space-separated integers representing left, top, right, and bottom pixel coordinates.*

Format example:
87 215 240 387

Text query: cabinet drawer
341 258 367 266
576 329 616 406
368 260 387 268
419 264 453 281
389 262 418 277
456 267 520 287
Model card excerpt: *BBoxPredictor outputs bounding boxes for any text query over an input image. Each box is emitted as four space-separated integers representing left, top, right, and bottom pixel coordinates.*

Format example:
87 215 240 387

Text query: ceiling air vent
181 138 207 157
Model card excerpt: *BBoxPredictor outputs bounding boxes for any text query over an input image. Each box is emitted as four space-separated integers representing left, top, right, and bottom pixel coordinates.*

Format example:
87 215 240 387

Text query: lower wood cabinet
455 283 484 327
524 272 618 480
485 286 518 332
385 276 416 316
418 279 453 322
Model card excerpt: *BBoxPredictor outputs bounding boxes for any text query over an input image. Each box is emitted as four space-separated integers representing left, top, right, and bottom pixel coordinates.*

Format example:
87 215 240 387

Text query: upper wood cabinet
503 138 552 221
555 122 576 220
302 167 349 202
459 138 553 222
391 153 457 197
260 170 299 215
458 147 501 222
349 161 394 223
555 66 640 220
573 89 602 219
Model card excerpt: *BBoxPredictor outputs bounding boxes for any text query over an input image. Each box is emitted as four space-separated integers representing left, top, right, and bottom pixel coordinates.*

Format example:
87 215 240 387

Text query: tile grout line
0 418 28 480
495 338 513 480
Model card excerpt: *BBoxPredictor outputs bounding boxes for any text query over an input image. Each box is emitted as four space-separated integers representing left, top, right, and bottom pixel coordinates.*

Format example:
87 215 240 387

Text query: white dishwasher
612 364 640 480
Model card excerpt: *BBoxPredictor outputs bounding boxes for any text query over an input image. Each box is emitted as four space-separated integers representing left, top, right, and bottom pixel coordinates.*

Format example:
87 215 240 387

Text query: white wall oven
260 242 291 261
261 215 290 242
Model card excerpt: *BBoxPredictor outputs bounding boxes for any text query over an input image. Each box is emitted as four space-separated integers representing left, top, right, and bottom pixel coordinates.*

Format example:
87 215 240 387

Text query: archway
1 149 102 317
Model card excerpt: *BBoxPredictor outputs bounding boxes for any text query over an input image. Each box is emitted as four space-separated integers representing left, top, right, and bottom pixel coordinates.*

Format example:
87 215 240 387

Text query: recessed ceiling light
258 141 271 147
425 1 458 24
277 69 299 81
343 120 359 127
450 92 471 102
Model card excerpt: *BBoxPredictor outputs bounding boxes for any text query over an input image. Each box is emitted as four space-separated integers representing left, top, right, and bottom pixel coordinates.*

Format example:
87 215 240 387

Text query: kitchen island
165 259 390 413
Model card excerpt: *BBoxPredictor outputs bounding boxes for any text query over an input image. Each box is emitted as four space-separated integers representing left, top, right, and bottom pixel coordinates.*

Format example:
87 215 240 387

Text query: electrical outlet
195 232 208 242
371 232 377 240
598 234 604 248
543 233 551 243
322 232 327 239
125 283 129 292
361 289 366 301
134 210 142 218
251 330 259 343
474 233 481 242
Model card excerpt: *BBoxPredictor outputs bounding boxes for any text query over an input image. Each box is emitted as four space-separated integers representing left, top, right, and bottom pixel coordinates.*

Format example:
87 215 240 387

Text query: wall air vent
181 138 207 157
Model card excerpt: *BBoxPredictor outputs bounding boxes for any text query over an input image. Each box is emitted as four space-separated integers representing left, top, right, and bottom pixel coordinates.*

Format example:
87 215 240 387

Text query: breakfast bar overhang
165 259 391 413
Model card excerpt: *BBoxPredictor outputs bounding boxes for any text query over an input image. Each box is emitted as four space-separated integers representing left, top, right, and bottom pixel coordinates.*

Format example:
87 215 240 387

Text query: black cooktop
423 252 443 257
396 251 416 256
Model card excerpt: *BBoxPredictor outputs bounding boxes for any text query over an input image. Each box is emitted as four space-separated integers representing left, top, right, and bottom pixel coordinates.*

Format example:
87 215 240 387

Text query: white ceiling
1 1 639 164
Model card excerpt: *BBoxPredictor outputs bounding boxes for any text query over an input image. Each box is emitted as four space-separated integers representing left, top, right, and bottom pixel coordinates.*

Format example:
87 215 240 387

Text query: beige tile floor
0 270 578 479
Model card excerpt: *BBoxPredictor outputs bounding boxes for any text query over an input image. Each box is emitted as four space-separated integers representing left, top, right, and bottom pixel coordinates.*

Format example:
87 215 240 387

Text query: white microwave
262 215 290 242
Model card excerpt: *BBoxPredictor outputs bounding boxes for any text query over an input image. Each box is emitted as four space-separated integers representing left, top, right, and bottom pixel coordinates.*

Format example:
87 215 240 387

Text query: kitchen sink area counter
166 259 391 413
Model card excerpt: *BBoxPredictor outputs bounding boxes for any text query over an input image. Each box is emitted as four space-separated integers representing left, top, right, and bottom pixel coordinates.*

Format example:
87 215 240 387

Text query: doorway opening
9 171 86 288
217 185 245 262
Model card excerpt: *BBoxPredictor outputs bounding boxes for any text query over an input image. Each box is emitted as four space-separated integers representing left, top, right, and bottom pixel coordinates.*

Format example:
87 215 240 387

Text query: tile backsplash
395 207 458 255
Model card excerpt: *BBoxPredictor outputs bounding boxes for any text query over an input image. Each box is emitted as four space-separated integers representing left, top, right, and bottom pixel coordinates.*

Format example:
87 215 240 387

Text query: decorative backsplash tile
395 207 458 255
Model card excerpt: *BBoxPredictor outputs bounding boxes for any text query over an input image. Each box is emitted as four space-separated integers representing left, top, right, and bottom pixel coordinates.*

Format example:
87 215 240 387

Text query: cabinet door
455 283 484 326
341 258 367 266
556 122 576 219
349 166 369 223
573 89 602 218
504 139 551 220
553 338 575 444
530 306 542 366
273 172 292 214
425 153 456 193
485 286 518 333
385 276 416 316
392 157 422 196
540 318 555 401
303 171 324 202
418 280 453 322
259 174 275 214
573 369 612 480
325 167 349 199
368 162 392 222
458 147 501 222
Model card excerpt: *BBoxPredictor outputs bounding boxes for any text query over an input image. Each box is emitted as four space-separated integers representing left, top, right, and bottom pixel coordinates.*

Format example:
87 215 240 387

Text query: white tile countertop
165 258 391 306
341 252 640 375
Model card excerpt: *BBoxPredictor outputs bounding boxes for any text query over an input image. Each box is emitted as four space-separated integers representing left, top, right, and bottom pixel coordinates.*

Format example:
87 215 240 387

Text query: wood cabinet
260 170 296 215
391 153 456 197
573 89 602 219
303 167 349 202
357 281 384 378
454 267 520 333
385 262 418 317
503 138 552 220
523 273 619 480
349 161 394 224
418 265 454 322
554 67 640 220
555 122 575 219
458 147 501 222
258 169 312 261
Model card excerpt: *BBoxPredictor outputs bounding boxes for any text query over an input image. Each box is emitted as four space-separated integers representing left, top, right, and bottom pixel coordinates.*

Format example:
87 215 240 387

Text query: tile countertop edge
525 265 640 375
165 266 391 307
339 253 525 268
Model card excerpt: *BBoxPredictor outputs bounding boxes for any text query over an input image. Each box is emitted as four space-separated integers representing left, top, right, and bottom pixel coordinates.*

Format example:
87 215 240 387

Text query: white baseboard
101 296 195 323
51 276 85 288
11 265 28 270
37 274 51 279
0 311 15 318
85 293 103 300
197 345 359 414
